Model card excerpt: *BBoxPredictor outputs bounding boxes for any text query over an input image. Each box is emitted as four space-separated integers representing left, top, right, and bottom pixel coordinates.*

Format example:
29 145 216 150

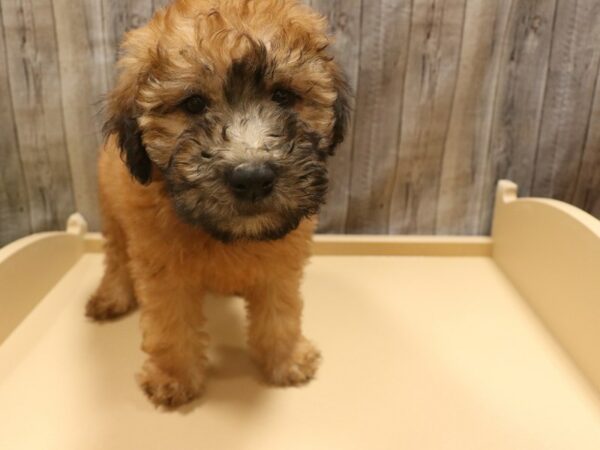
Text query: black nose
229 163 276 201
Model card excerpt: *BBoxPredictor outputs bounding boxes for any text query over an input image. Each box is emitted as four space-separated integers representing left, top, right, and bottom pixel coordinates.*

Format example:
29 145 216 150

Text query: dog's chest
191 245 268 295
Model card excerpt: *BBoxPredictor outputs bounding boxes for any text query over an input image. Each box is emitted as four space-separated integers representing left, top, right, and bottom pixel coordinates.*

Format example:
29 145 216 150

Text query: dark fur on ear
104 114 153 185
102 76 153 186
329 70 352 155
102 23 155 185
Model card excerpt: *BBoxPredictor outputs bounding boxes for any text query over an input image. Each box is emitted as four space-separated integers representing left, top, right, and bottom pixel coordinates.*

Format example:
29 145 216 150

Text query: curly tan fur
87 0 349 408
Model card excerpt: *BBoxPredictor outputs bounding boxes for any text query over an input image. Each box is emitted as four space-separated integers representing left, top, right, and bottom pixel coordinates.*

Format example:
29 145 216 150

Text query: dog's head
104 0 350 242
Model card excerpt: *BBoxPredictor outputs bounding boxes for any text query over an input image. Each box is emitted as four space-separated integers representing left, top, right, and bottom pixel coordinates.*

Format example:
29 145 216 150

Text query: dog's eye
272 88 299 108
182 95 208 115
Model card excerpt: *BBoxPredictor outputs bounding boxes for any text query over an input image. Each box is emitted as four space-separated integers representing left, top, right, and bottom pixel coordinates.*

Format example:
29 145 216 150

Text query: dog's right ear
329 68 352 156
103 65 153 185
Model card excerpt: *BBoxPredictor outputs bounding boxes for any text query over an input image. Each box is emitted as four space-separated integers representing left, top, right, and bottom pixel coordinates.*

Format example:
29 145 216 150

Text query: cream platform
1 181 599 450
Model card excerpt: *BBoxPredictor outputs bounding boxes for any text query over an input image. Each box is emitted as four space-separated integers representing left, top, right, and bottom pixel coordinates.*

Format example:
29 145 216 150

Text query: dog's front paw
86 290 136 321
137 360 204 408
264 339 321 386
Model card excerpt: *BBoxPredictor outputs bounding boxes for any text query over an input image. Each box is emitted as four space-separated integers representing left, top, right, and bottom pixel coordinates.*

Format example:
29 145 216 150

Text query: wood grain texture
479 0 558 234
53 0 108 231
435 0 515 235
152 0 172 10
309 0 362 234
0 2 32 244
573 60 600 218
1 0 600 245
101 0 155 86
532 0 600 202
388 0 467 234
1 0 75 233
345 0 413 233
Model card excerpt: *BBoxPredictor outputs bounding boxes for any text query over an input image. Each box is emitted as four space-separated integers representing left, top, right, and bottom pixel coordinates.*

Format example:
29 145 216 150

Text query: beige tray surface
0 181 599 450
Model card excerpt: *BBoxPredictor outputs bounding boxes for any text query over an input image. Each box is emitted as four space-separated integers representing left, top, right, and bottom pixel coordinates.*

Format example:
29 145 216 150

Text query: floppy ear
103 108 152 185
103 51 153 185
329 69 352 155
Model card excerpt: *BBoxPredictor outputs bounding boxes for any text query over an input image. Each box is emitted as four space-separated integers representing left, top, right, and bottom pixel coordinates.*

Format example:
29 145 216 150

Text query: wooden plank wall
1 0 600 246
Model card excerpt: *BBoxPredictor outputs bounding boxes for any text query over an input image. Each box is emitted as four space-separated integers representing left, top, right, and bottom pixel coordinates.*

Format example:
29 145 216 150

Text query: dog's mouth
200 209 303 243
223 195 306 242
166 182 308 243
231 185 280 217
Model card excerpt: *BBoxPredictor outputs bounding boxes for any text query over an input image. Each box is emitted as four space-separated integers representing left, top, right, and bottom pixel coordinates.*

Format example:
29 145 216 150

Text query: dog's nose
229 163 276 201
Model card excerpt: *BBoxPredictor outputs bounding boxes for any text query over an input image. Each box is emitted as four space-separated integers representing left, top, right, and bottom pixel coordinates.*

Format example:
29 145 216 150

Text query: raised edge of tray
0 214 88 345
492 180 600 398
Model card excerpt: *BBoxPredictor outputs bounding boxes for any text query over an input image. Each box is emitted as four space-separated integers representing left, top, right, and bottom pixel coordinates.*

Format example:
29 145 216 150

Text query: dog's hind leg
86 213 137 321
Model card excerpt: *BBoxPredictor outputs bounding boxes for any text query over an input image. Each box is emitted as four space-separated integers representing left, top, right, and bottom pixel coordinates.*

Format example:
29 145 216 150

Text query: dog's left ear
329 70 352 155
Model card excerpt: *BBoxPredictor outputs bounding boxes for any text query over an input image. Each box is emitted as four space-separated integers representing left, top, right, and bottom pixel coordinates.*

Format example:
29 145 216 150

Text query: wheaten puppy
87 0 349 408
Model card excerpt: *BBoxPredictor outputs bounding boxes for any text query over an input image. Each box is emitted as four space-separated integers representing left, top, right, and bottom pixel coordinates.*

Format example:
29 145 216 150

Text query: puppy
86 0 349 408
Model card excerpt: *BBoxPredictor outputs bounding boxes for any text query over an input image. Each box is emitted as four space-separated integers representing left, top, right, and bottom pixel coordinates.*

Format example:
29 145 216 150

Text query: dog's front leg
135 272 207 408
245 274 321 386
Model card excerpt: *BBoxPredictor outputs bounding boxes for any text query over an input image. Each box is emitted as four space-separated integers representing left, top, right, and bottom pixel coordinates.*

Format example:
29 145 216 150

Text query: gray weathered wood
479 0 558 234
0 1 32 244
153 0 172 10
1 0 600 245
53 0 109 231
310 0 362 234
573 59 600 218
102 0 156 86
388 0 467 234
345 0 413 233
532 0 600 203
1 0 76 233
435 0 515 235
